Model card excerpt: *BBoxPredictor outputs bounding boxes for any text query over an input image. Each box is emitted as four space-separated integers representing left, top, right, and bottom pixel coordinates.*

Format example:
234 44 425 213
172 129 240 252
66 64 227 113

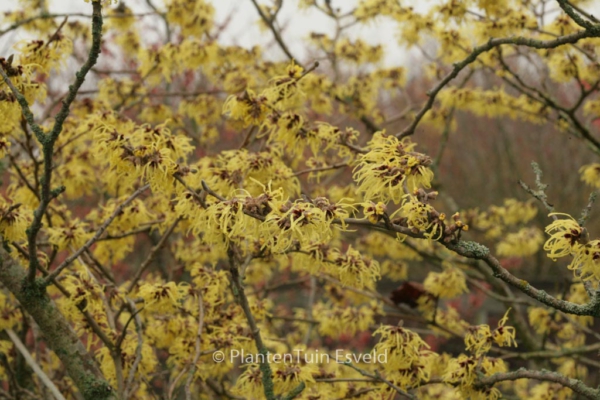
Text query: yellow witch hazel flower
165 0 214 38
234 360 315 399
0 291 20 330
568 240 600 282
373 324 435 387
362 201 387 224
354 131 433 204
496 227 544 257
97 335 158 387
0 200 31 242
579 164 600 188
261 61 306 111
232 364 265 399
137 282 190 313
328 246 381 289
263 198 334 252
398 193 447 239
313 301 378 338
373 325 431 370
423 262 467 299
85 0 119 4
47 219 93 251
222 89 268 127
16 36 73 75
543 213 583 260
444 355 506 400
528 307 553 335
272 361 316 396
465 308 517 357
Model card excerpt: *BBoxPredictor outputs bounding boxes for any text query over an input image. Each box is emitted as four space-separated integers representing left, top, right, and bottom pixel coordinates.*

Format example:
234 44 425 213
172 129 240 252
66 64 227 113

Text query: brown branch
114 305 145 352
174 174 206 208
557 0 595 29
500 341 600 361
123 300 144 399
518 161 556 219
397 26 600 139
291 162 349 177
126 217 181 293
578 191 598 227
494 50 600 153
0 11 157 36
5 329 66 400
1 0 105 285
99 226 153 241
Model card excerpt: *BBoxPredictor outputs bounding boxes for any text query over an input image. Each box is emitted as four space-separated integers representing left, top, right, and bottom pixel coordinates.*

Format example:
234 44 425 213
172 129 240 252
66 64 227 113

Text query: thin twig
115 305 146 351
5 329 66 400
302 277 317 345
518 161 556 219
126 217 181 293
397 26 600 139
227 247 276 400
185 293 205 400
44 184 149 284
578 191 597 226
123 299 144 399
476 367 598 399
341 362 415 399
291 162 349 177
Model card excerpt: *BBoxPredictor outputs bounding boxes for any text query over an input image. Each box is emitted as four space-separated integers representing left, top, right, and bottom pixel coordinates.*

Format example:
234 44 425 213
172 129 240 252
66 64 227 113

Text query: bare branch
341 362 415 399
184 293 205 400
126 217 181 293
123 300 144 399
5 329 66 400
518 161 556 219
397 27 600 139
578 191 598 227
476 367 599 399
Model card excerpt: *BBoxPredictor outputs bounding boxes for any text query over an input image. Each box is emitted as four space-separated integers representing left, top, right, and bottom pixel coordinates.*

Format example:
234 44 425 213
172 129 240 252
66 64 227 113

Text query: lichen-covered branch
0 246 113 399
447 241 600 316
476 367 599 399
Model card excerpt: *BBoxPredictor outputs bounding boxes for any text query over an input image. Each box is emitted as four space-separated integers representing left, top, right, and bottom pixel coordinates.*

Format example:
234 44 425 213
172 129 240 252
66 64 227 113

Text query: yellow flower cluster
165 0 214 38
496 227 545 257
373 325 435 387
470 198 538 239
423 262 468 299
465 309 517 357
579 163 600 188
354 132 433 203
